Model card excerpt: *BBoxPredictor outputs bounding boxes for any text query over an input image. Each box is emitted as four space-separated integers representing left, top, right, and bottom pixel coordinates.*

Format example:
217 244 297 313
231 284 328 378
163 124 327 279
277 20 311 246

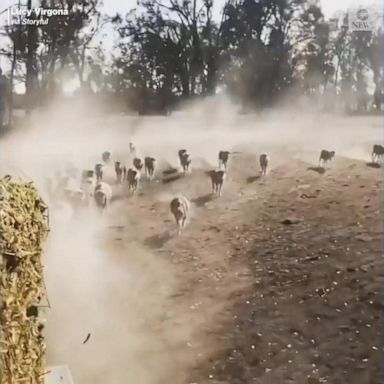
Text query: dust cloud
0 95 381 383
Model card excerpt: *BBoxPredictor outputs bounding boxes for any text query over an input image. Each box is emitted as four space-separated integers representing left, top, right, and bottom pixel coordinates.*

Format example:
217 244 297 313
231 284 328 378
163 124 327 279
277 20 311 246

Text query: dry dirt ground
2 110 382 384
49 148 382 384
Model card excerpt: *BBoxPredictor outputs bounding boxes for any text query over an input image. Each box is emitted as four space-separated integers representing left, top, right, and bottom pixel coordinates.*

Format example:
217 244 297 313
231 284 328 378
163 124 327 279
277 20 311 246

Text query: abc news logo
349 7 374 31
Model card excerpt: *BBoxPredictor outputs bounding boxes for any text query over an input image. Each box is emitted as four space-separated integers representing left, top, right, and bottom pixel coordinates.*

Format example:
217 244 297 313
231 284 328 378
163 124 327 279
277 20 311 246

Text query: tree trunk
180 64 190 97
205 5 216 95
8 41 17 126
25 0 39 114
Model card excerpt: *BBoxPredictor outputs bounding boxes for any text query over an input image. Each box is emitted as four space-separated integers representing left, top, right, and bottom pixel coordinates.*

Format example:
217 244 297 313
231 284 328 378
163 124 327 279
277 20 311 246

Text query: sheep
210 170 226 196
115 161 127 184
94 182 112 210
81 175 96 204
129 142 136 156
82 169 94 181
170 196 190 235
178 149 187 162
144 157 156 180
102 151 112 164
62 177 86 208
219 151 230 170
259 153 269 176
127 168 140 193
319 150 335 166
133 157 144 172
95 163 104 183
372 144 384 163
179 151 191 174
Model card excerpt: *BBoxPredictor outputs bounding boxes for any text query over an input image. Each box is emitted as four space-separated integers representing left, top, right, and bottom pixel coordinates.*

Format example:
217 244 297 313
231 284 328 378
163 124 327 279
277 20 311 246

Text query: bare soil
56 152 382 384
8 111 378 384
185 157 383 384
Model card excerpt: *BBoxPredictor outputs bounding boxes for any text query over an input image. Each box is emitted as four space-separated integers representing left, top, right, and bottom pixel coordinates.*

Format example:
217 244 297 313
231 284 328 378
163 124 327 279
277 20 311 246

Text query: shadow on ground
192 193 214 207
246 175 261 183
366 162 381 169
307 166 326 175
143 231 172 249
162 168 179 175
162 174 183 184
111 194 126 203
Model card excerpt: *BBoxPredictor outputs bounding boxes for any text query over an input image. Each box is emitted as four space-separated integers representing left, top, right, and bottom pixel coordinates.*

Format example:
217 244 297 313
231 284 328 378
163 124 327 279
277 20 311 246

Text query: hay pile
0 177 49 384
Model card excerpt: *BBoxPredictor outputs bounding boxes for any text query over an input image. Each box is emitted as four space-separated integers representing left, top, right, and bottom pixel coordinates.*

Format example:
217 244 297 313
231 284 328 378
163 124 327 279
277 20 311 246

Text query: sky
86 0 380 19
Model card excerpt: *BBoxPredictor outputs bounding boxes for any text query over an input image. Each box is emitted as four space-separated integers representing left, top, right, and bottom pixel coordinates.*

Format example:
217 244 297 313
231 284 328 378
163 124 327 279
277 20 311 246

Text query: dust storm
0 96 382 384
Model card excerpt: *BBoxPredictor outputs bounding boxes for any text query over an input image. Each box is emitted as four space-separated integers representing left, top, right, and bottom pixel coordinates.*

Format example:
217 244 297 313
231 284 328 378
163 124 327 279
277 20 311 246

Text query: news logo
349 6 375 31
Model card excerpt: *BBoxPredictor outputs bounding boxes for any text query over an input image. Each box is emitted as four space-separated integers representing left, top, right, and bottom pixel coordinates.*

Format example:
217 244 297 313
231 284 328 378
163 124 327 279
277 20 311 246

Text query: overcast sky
104 0 380 17
109 0 380 18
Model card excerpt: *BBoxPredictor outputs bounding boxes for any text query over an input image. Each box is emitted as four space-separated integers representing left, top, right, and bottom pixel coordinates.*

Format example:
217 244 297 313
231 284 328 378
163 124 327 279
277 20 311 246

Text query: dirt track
2 110 381 384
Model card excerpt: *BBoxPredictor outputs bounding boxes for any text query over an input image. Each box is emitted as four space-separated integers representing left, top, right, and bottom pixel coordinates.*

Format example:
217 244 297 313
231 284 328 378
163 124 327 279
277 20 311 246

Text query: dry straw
0 176 49 384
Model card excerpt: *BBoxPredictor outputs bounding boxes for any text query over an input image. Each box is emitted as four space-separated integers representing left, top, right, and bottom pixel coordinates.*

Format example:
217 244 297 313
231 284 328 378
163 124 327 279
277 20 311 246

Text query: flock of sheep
50 139 269 234
52 142 383 234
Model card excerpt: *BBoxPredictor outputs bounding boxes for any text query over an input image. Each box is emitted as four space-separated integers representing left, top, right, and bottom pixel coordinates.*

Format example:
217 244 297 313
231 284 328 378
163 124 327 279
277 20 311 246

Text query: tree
219 0 320 108
368 29 384 111
38 0 105 98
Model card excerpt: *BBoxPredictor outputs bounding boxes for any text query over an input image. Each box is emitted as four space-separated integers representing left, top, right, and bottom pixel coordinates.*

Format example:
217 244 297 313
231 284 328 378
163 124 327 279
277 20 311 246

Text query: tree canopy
0 0 383 114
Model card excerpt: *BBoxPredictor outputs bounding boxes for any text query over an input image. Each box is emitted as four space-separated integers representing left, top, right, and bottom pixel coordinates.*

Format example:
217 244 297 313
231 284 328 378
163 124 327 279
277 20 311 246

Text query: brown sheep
210 170 226 196
319 150 335 166
259 154 269 176
144 157 156 180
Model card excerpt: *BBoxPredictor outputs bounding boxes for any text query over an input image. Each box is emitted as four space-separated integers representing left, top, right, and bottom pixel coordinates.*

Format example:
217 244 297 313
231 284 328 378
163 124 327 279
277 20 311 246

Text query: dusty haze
0 95 382 384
